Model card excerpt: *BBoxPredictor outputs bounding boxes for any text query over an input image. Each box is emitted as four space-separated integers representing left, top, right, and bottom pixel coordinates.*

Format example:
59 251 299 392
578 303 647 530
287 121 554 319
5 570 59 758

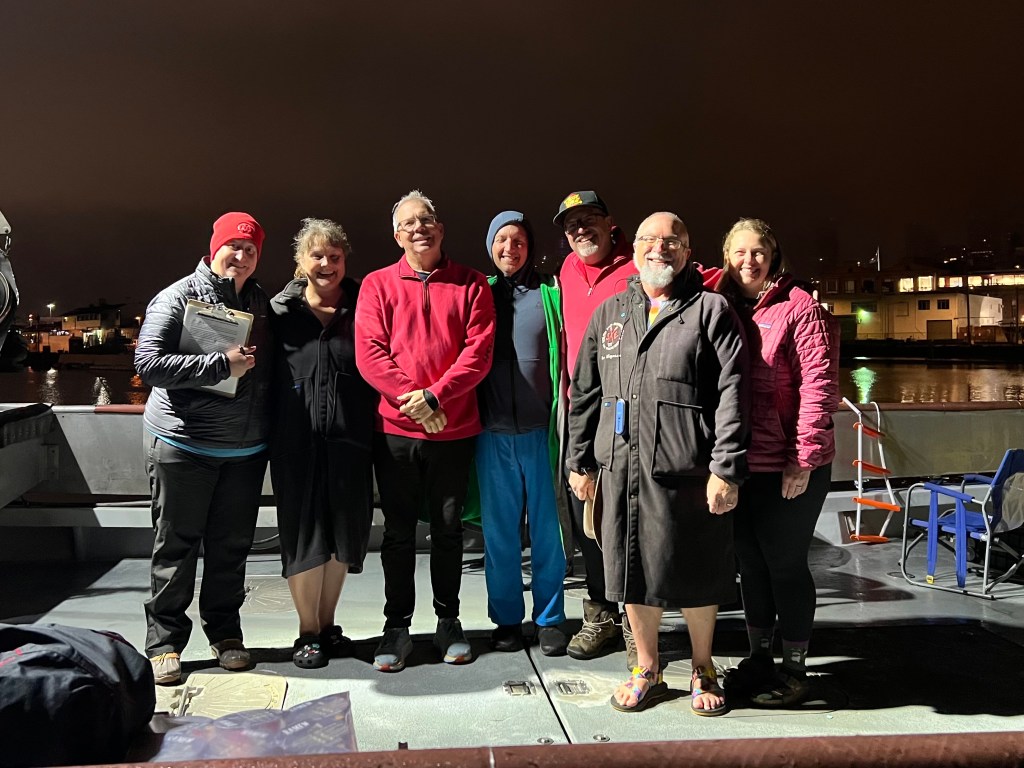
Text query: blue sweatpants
476 429 566 627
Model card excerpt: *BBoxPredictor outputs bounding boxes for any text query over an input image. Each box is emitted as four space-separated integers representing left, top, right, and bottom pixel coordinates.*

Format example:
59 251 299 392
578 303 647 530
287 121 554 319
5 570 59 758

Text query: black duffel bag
0 623 156 767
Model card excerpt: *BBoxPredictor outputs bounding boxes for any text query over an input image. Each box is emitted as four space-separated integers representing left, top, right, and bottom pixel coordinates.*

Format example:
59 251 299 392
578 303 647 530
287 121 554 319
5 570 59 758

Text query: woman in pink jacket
714 218 840 707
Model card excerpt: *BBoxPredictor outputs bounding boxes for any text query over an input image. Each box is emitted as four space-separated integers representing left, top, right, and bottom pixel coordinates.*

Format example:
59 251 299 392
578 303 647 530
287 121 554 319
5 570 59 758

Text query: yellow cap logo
562 193 584 208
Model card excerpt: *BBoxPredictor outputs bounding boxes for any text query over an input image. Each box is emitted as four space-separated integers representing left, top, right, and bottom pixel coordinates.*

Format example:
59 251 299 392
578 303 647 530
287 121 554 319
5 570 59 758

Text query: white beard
639 262 675 289
575 240 599 258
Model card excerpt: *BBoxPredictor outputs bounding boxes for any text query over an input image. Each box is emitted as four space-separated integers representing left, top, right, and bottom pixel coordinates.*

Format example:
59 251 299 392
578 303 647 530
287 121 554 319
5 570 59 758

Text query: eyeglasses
397 214 439 233
635 235 687 251
562 213 605 233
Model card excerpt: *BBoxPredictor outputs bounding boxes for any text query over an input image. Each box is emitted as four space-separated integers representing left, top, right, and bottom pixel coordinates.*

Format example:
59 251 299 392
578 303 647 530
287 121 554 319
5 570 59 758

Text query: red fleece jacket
559 229 637 379
355 253 495 440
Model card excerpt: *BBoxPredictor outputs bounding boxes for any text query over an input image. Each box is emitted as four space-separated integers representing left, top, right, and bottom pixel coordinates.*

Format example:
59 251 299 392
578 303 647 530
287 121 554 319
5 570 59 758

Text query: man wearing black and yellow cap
554 191 637 661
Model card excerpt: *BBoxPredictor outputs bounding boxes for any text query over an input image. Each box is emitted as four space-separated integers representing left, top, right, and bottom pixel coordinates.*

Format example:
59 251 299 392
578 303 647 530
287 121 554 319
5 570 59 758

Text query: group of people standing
134 189 839 717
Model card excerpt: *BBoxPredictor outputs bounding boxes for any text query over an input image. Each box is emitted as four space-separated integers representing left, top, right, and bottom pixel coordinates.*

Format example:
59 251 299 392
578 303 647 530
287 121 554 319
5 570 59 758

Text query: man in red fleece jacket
355 190 495 672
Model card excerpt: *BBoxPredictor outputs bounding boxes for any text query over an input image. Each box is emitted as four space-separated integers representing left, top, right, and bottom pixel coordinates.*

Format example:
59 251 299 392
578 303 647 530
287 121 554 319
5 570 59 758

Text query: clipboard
179 299 254 398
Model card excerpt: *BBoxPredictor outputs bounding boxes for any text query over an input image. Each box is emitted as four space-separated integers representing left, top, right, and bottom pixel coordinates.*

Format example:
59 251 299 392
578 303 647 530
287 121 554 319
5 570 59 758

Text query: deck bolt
593 734 610 742
537 737 553 745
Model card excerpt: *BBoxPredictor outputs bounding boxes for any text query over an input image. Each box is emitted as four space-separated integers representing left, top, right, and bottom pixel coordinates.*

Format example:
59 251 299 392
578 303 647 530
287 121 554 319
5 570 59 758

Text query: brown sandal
691 665 728 716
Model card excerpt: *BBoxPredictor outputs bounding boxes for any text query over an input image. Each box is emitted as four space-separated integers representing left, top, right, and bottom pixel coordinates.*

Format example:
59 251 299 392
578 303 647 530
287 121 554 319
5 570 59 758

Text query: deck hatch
555 679 590 696
502 680 534 696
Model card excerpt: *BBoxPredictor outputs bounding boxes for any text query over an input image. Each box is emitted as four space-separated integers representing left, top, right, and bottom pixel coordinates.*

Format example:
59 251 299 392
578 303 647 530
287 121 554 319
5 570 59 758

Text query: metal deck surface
3 537 1024 754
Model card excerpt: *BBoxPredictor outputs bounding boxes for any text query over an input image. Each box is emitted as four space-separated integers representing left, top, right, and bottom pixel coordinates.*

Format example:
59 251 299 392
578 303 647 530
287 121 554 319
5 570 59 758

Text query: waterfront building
816 262 1020 343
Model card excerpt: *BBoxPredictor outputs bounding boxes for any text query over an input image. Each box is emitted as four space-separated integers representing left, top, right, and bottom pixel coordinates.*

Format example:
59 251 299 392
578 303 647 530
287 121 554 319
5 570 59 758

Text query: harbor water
1 361 1023 406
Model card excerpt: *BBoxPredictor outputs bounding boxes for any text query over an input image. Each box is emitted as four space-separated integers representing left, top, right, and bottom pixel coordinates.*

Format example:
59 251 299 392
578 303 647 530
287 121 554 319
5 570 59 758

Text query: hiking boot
491 624 524 652
150 652 181 685
210 639 250 671
567 600 620 660
435 618 473 664
374 627 413 672
537 626 568 657
623 612 637 670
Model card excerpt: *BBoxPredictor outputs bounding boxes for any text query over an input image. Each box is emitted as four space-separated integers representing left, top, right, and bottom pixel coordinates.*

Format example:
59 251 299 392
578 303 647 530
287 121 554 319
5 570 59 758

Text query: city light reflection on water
1 363 1023 406
843 362 1024 404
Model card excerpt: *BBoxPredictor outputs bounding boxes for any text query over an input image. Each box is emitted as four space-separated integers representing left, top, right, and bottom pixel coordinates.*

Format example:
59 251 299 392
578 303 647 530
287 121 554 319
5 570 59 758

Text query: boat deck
3 537 1024 756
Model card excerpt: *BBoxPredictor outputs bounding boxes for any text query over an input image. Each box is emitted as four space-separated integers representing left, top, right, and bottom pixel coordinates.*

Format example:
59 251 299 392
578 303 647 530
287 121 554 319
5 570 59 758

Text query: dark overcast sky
3 0 1023 317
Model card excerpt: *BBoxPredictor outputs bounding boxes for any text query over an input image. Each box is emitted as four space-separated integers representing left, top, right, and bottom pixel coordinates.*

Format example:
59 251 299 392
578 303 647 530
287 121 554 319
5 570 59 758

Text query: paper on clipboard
179 299 253 398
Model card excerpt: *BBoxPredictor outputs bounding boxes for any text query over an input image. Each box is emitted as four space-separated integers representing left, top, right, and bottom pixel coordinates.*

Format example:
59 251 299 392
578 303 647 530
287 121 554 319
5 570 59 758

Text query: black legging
732 464 832 642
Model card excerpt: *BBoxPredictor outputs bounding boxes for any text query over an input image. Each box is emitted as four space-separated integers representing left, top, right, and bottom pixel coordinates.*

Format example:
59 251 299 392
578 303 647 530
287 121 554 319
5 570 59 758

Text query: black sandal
293 635 328 669
723 655 775 694
319 624 353 658
750 668 810 708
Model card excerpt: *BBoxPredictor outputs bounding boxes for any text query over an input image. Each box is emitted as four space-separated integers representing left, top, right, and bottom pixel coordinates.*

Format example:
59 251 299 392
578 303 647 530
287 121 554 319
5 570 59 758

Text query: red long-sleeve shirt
355 254 495 440
559 229 637 379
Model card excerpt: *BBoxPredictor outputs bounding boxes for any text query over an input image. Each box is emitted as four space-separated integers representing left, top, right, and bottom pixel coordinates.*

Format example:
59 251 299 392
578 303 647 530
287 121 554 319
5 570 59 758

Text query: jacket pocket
594 396 618 470
651 399 704 477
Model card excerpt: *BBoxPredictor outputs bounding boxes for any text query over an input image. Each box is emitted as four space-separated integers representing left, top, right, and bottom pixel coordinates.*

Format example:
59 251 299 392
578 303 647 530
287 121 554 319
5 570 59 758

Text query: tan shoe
150 652 181 685
567 600 620 660
210 638 250 670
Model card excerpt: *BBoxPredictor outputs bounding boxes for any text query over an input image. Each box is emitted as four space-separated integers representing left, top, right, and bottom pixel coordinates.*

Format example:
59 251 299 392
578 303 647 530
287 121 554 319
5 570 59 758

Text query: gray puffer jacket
136 259 271 448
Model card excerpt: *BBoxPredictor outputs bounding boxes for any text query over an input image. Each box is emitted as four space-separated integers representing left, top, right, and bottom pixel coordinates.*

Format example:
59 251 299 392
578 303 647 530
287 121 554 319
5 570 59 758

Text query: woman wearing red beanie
135 211 273 686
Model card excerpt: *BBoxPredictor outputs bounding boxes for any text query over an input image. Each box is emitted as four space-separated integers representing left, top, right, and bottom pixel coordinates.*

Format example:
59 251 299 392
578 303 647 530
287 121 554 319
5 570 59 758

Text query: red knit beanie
209 212 265 258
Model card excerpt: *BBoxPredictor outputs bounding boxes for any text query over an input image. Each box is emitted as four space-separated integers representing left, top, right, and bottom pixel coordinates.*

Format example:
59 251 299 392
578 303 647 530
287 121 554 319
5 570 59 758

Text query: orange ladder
843 398 900 543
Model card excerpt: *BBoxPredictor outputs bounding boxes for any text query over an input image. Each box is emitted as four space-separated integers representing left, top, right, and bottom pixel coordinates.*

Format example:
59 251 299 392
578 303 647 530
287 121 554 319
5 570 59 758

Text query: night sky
3 1 1023 319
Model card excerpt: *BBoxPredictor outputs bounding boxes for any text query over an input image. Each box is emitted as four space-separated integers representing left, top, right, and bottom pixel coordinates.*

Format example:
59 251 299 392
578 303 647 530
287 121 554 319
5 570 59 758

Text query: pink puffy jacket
713 271 840 472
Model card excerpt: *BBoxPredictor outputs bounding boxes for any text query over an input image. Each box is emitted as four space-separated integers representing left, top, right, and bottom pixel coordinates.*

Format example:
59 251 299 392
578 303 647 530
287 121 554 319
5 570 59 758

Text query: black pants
373 433 475 629
564 465 617 611
144 435 267 656
732 464 832 642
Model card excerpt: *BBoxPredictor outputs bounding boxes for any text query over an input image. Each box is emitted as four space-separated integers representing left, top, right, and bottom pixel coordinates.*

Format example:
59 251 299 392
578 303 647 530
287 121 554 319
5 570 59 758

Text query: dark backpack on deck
0 623 155 767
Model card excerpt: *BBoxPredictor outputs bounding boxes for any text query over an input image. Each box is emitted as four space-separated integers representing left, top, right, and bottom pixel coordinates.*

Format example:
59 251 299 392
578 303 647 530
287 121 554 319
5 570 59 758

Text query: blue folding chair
901 448 1024 599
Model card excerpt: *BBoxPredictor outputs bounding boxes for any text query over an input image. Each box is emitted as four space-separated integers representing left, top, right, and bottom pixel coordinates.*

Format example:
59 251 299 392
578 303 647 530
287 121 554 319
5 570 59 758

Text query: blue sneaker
434 618 472 664
373 627 413 672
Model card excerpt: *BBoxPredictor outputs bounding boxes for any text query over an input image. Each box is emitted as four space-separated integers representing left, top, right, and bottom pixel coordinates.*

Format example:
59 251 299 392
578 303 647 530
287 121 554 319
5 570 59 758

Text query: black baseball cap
553 190 609 226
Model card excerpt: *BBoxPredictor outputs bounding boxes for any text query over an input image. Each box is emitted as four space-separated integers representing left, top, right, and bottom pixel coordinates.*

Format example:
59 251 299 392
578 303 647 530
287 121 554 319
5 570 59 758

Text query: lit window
917 276 933 291
947 276 962 288
968 276 983 287
898 278 914 293
844 280 856 293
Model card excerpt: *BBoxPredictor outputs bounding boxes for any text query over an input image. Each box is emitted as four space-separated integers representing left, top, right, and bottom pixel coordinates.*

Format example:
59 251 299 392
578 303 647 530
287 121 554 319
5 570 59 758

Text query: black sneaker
491 624 524 652
435 618 473 664
373 627 413 672
537 626 568 657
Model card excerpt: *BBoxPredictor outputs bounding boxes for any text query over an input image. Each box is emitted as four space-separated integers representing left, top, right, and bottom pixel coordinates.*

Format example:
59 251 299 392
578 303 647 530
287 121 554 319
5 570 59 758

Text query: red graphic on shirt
602 322 623 351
